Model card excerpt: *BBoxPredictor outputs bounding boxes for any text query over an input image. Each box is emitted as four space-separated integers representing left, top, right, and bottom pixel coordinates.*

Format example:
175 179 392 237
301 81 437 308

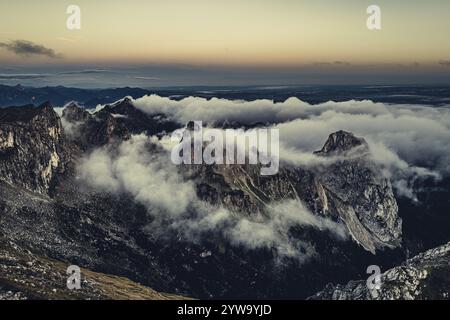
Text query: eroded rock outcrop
314 131 401 253
0 103 65 194
60 99 180 150
310 241 450 300
186 131 401 253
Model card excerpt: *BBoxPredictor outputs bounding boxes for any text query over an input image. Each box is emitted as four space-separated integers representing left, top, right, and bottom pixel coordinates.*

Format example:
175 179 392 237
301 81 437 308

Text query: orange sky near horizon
0 0 449 68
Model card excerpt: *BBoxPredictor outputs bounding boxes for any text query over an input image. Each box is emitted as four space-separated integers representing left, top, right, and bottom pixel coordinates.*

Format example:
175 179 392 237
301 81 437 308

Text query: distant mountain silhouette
2 84 450 108
0 84 152 108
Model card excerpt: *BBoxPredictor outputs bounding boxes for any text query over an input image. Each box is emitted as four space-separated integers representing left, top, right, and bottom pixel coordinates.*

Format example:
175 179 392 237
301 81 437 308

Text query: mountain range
0 97 449 299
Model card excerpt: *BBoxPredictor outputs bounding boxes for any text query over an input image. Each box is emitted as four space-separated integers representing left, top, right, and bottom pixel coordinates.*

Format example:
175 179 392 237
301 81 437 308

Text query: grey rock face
310 241 450 300
60 100 180 150
314 131 401 253
61 103 130 150
0 103 65 194
61 102 91 123
96 98 180 137
186 131 401 253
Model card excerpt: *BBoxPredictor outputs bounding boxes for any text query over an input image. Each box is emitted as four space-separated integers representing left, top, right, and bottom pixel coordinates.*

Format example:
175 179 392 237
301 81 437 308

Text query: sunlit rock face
185 130 401 254
313 131 401 253
0 103 65 194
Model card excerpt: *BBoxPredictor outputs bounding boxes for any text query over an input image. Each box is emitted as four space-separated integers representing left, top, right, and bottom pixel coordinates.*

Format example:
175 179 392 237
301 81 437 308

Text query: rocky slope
310 241 450 300
0 237 187 300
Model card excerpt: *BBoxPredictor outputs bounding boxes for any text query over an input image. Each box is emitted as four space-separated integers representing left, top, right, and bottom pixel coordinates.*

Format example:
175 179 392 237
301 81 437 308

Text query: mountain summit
314 130 369 156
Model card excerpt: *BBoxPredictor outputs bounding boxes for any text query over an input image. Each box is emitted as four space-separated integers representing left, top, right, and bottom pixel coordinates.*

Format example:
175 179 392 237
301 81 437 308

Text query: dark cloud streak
314 61 352 67
0 73 51 80
58 69 113 75
0 40 61 58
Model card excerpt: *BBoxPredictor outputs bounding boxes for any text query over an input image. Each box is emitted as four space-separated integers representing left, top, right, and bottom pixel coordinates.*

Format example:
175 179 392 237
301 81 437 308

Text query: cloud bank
131 95 450 177
0 73 51 80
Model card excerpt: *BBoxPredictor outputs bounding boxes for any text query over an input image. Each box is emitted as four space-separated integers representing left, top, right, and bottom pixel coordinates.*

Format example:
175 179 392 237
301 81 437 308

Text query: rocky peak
62 102 91 123
185 130 401 253
313 132 400 253
120 96 133 104
61 107 130 150
94 97 180 137
105 97 135 114
0 102 56 123
314 130 369 156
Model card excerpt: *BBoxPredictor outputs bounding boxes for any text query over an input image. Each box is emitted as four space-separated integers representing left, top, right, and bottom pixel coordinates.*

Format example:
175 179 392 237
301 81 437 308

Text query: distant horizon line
2 83 450 90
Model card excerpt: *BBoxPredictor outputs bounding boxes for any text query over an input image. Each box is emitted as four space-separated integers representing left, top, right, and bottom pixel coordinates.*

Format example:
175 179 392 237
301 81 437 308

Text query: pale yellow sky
0 0 449 67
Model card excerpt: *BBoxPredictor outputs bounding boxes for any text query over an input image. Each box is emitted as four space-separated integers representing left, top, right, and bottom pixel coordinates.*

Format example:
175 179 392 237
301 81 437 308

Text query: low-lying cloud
0 73 51 80
132 94 392 125
79 135 196 216
58 69 112 75
130 95 450 177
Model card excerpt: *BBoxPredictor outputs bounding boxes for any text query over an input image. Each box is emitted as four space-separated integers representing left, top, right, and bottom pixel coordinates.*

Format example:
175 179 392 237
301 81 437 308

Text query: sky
0 0 449 87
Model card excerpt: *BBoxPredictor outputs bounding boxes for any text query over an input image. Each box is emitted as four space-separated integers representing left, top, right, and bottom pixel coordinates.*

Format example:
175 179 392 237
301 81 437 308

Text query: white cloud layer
78 135 196 216
130 94 449 170
130 95 450 196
